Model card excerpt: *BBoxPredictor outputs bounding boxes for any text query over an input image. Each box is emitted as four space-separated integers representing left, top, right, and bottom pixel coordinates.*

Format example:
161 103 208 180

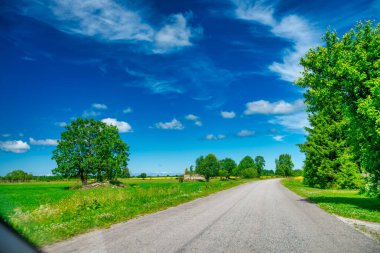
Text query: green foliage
240 168 258 179
178 175 184 183
282 179 380 222
4 170 33 182
236 156 255 177
52 118 130 185
292 169 304 177
184 168 189 175
261 169 275 176
275 154 294 177
254 156 265 176
219 158 236 178
296 22 380 192
120 168 131 178
218 169 229 180
195 154 220 182
139 173 147 180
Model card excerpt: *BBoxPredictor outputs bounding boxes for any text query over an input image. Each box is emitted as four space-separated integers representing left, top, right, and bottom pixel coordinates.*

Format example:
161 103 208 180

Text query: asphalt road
43 179 380 253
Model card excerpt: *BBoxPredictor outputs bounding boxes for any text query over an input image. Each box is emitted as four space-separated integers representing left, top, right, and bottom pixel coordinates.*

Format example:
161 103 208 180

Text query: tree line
190 153 297 182
296 21 380 196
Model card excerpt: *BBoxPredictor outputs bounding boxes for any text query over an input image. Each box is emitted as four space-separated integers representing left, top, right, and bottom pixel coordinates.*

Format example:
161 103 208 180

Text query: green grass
0 178 255 247
282 179 380 223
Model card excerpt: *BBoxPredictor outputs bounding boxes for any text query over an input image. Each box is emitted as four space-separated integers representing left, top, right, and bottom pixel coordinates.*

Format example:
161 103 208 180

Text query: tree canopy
275 154 294 177
219 158 237 178
296 21 379 193
254 156 265 176
4 170 33 182
52 118 130 185
195 154 220 181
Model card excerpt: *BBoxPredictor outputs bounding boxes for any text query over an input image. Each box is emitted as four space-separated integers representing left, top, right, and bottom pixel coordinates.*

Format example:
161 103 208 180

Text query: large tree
219 158 237 178
195 154 220 181
236 156 258 178
275 154 294 177
296 22 379 191
52 118 129 185
254 156 265 176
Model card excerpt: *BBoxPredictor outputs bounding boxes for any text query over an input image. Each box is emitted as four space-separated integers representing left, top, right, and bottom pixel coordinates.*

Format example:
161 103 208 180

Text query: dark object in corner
0 218 40 253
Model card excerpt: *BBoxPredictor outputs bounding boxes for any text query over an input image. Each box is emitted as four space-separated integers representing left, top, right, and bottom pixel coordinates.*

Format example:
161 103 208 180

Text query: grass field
0 178 255 247
282 178 380 223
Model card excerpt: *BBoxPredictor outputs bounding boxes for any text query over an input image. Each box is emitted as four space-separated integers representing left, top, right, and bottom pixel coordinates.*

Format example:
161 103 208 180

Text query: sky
0 0 379 176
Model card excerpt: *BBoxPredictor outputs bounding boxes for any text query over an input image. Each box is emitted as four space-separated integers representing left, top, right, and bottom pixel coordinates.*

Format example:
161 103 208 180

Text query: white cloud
221 111 236 119
92 103 107 109
123 107 133 114
1 134 11 137
233 0 276 26
0 140 30 153
232 0 320 82
244 99 304 115
29 138 58 146
269 112 309 131
24 0 201 54
237 130 255 137
155 118 184 130
101 118 132 133
206 134 226 140
82 110 101 118
185 114 202 126
55 122 67 127
195 120 202 126
185 114 199 120
272 135 284 141
153 13 202 53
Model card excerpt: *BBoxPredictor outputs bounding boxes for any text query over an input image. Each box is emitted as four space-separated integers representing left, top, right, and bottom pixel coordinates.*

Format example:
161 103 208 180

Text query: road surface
43 179 380 253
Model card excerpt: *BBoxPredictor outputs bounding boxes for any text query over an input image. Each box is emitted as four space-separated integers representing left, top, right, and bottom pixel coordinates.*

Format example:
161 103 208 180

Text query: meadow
0 178 255 247
282 179 380 222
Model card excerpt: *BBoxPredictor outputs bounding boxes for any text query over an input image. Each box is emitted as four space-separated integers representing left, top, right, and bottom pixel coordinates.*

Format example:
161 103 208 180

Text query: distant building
184 174 205 181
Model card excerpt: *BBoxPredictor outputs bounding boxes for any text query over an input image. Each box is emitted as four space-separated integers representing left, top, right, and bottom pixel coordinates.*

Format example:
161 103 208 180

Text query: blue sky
0 0 379 176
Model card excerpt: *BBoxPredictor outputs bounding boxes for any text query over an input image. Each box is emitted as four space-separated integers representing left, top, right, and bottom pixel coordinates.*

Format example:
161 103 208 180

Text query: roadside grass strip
282 178 380 223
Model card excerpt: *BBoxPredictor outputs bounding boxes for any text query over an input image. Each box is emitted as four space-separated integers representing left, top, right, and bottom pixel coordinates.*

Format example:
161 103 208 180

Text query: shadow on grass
304 196 380 212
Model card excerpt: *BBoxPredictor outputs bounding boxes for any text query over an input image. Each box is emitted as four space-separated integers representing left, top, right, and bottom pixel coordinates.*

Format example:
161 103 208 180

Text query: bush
241 168 258 179
178 176 184 183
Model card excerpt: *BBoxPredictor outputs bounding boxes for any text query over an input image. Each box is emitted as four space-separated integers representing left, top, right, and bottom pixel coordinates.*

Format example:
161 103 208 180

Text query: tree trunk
80 174 87 185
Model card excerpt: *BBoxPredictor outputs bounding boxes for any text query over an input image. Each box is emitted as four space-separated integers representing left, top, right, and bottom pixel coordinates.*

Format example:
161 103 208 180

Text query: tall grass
0 179 253 246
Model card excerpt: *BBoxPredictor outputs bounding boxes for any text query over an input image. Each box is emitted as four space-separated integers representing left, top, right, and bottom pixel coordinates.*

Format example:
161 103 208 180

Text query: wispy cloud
272 135 284 141
0 140 30 153
82 110 101 118
244 99 304 115
22 0 201 54
221 111 236 119
232 0 320 82
206 134 226 140
155 118 184 130
92 103 107 109
101 118 132 133
1 134 11 138
269 112 309 132
29 138 58 146
123 107 133 114
55 122 67 127
126 68 184 94
185 114 202 126
237 130 255 137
